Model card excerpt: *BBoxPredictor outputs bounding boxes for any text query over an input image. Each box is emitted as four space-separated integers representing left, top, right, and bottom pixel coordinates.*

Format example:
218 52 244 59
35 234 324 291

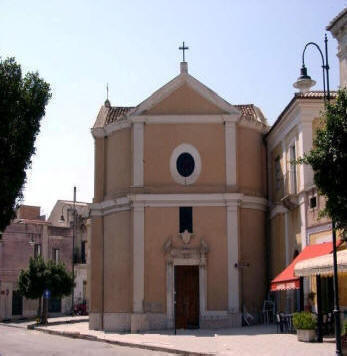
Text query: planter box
297 329 316 342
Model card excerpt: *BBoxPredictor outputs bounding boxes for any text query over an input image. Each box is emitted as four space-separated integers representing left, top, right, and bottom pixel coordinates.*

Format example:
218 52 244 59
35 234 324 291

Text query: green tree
18 256 46 318
299 88 347 229
0 57 51 233
18 257 74 324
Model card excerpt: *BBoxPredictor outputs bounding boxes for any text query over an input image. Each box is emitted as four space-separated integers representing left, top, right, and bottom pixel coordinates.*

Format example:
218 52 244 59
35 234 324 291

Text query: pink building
0 205 74 320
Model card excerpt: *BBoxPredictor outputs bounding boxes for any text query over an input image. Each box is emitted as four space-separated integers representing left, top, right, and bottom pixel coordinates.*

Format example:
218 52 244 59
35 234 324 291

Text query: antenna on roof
104 83 111 107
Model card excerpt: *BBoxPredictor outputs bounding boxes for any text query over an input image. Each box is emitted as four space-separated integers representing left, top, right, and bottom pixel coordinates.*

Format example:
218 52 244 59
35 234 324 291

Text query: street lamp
59 186 77 315
294 35 341 355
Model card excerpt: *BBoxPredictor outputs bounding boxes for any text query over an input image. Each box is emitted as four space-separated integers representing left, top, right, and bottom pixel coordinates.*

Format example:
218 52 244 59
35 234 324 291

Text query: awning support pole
316 275 323 343
299 277 304 312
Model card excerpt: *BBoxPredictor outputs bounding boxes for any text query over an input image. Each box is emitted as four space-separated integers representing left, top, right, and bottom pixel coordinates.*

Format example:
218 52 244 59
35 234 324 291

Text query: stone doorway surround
164 236 240 329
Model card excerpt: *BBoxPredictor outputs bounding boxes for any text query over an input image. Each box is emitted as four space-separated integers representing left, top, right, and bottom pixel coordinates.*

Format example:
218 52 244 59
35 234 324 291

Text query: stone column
226 203 240 312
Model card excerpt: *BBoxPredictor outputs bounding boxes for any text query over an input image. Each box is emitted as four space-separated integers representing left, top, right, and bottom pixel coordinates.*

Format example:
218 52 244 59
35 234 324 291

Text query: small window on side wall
309 196 317 209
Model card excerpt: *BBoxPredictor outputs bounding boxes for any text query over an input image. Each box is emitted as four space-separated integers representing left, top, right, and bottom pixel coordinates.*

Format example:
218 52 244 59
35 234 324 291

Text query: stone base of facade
89 312 103 330
200 312 242 329
89 312 242 332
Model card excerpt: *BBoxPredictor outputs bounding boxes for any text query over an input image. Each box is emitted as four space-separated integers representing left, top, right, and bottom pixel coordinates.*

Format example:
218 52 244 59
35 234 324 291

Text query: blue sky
0 0 344 215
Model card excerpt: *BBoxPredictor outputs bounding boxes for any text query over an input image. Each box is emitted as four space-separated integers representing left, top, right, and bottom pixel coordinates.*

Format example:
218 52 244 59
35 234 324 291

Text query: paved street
0 325 169 356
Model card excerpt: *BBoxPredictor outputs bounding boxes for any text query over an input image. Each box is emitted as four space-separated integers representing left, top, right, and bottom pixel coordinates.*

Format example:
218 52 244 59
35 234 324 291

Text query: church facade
90 62 268 332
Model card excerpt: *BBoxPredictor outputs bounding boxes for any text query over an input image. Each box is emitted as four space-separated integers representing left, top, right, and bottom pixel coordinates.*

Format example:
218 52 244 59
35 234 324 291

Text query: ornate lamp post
59 186 77 315
293 35 341 355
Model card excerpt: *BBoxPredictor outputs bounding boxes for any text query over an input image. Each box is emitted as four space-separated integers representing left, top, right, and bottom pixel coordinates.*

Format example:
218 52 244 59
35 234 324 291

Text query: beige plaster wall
194 207 228 311
90 216 103 313
239 208 266 312
270 213 285 279
94 138 105 203
143 206 228 312
144 124 226 191
146 84 227 115
144 207 178 313
237 126 266 197
271 144 284 203
105 129 131 198
103 211 131 312
288 207 301 255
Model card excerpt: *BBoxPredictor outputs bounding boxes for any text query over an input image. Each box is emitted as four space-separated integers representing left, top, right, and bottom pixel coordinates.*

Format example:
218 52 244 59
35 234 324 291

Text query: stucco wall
195 207 228 310
105 129 131 198
270 213 285 279
146 84 227 115
103 211 131 312
94 138 105 203
144 207 177 313
237 126 266 197
144 124 226 191
271 144 284 203
90 216 103 313
239 208 266 312
143 206 228 312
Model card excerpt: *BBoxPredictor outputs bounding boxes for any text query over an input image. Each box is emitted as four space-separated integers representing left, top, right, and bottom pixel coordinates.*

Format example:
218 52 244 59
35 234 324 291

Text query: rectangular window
274 156 281 191
310 196 317 209
53 248 60 263
179 207 193 233
81 241 86 264
34 244 41 258
289 144 297 194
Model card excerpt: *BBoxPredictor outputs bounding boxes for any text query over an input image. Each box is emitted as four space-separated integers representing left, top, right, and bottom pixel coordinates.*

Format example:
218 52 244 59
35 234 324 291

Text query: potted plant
293 312 317 342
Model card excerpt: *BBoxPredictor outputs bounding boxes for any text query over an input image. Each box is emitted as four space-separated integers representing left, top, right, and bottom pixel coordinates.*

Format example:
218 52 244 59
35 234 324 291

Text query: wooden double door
175 265 199 329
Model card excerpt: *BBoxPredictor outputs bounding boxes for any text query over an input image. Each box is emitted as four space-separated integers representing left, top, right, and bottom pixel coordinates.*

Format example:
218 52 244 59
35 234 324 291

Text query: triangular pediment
129 69 240 117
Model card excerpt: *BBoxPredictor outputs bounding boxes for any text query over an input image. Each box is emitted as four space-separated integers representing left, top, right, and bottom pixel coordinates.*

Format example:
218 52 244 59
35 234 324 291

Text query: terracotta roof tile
105 106 134 125
235 104 267 125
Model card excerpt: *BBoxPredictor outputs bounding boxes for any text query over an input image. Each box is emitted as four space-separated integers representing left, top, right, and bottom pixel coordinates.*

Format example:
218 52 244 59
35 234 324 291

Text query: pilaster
133 203 144 313
132 122 144 187
298 121 313 191
226 203 240 312
225 121 237 187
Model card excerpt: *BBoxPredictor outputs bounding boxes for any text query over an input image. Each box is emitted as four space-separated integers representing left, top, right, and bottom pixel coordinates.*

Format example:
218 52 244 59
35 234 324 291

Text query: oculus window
170 143 201 185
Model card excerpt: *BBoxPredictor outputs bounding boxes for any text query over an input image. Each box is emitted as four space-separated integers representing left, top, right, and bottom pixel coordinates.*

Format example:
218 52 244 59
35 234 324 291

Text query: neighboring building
0 205 73 320
327 7 347 88
90 61 268 332
266 90 337 310
48 200 90 310
0 200 91 321
267 7 347 312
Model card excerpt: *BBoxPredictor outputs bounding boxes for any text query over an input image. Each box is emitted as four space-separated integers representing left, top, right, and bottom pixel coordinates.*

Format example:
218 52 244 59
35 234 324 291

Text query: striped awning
294 249 347 277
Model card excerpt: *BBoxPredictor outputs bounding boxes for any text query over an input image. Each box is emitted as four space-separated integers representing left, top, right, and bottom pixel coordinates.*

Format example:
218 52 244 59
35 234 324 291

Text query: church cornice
90 193 268 216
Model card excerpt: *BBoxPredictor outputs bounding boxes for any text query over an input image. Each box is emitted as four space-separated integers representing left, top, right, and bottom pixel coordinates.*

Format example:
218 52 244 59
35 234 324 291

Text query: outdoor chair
276 313 286 333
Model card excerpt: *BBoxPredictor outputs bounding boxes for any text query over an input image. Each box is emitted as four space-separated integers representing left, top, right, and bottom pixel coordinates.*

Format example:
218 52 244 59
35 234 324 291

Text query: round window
176 152 195 177
170 143 201 185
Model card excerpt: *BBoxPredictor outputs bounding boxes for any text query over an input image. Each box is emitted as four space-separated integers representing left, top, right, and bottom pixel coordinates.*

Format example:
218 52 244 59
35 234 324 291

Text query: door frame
166 257 207 329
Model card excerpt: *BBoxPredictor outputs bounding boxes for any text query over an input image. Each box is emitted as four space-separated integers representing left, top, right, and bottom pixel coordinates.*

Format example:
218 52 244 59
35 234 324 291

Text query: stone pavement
32 320 338 355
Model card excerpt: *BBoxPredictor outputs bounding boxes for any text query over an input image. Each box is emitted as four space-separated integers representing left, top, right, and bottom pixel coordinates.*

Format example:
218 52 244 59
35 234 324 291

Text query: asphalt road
0 325 170 356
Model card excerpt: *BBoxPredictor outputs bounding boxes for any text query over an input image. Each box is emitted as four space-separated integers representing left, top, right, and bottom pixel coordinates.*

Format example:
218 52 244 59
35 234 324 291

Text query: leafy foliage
293 312 317 330
0 57 51 232
18 257 74 300
299 89 347 229
18 256 47 300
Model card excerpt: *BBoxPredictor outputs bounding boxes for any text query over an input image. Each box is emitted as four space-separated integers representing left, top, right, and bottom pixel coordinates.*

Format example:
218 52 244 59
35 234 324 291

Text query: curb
34 326 216 356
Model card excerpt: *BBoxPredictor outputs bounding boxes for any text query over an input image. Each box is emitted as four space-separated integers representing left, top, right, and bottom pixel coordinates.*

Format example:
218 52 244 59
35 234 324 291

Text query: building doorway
12 290 23 316
175 265 199 329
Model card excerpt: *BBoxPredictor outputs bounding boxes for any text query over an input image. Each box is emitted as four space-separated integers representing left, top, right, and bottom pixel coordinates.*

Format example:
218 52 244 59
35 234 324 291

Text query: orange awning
270 241 341 292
